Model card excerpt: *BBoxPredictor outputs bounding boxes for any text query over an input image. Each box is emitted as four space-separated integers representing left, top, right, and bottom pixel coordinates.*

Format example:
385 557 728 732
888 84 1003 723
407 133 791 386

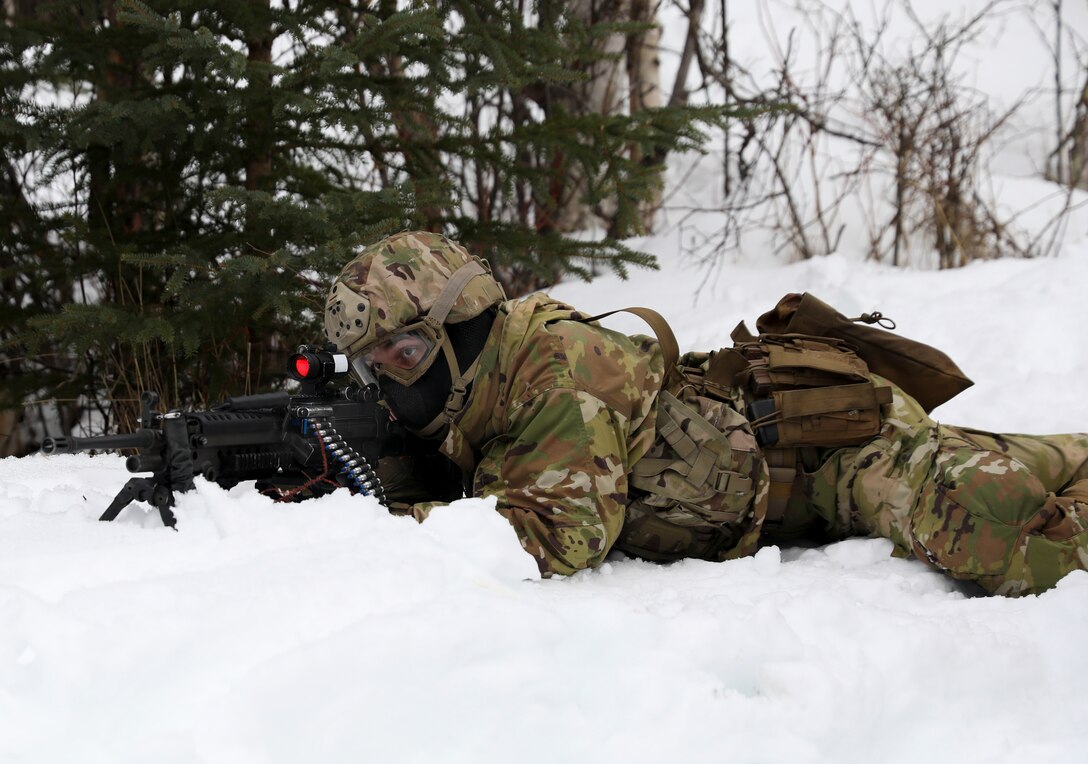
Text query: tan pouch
750 292 972 413
619 357 766 563
714 334 893 449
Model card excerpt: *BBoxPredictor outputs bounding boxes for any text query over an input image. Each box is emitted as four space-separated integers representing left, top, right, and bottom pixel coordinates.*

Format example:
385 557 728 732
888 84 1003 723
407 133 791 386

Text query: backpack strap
581 307 682 389
763 446 799 526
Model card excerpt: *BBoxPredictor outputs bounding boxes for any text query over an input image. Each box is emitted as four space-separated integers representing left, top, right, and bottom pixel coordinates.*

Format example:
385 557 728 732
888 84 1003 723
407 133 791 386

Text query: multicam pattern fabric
425 293 667 576
327 235 1088 594
325 231 506 359
618 352 771 564
793 379 1088 596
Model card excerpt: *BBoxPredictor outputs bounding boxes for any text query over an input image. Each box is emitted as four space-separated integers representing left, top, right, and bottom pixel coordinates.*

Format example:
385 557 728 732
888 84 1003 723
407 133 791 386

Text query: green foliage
1 0 747 434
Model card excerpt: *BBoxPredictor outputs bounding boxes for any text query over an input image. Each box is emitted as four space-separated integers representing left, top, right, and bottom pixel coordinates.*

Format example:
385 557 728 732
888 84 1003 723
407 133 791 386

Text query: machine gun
41 345 406 528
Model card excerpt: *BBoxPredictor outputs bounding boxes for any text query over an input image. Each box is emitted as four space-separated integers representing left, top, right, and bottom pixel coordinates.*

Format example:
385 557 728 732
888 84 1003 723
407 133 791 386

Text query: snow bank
4 239 1088 762
6 3 1088 759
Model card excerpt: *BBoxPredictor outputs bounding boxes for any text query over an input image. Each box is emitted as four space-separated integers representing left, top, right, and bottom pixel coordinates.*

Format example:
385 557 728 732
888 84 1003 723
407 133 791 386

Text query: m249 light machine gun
42 346 405 528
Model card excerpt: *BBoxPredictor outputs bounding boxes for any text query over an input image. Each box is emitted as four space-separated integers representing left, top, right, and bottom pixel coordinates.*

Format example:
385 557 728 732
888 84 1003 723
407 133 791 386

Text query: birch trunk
1068 79 1088 189
627 0 663 232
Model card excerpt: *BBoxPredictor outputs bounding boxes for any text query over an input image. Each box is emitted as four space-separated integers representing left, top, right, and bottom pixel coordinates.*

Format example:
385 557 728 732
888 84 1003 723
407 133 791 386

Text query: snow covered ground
6 2 1088 762
3 241 1088 763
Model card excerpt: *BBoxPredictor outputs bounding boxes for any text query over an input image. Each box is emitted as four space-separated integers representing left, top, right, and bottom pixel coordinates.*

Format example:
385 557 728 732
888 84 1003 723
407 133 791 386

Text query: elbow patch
517 520 610 577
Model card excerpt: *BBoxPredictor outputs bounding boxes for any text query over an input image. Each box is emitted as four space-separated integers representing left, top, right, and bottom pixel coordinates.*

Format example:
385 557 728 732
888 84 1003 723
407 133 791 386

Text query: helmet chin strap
412 339 481 439
409 260 489 440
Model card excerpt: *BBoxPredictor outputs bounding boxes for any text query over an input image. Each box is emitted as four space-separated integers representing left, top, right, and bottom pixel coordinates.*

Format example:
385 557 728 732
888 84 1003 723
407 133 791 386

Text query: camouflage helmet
325 231 506 362
326 233 506 437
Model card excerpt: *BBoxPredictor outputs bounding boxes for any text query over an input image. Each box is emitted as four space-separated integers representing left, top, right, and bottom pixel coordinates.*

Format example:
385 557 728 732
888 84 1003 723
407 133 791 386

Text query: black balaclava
379 308 496 433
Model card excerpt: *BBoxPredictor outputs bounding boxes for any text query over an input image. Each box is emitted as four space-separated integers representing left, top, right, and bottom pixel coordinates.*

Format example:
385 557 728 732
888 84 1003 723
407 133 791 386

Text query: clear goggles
349 324 441 388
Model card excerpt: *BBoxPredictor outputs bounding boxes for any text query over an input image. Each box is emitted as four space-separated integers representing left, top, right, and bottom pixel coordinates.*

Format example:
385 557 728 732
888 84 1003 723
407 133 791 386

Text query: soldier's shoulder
497 305 659 414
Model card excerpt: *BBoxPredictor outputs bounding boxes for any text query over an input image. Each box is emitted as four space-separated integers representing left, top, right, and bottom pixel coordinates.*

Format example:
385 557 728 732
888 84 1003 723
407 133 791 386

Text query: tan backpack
744 292 973 413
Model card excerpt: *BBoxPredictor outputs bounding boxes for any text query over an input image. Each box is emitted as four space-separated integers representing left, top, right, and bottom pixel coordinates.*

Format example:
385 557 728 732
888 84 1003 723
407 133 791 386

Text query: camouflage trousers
774 388 1088 596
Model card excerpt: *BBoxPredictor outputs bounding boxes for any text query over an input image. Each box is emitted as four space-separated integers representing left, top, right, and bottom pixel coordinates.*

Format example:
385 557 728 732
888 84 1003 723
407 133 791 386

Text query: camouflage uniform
421 293 665 575
327 232 1088 594
325 231 665 576
771 380 1088 596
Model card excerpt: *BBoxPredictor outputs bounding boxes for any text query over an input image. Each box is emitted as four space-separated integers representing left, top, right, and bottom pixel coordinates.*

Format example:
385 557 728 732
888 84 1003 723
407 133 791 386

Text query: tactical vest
602 294 972 564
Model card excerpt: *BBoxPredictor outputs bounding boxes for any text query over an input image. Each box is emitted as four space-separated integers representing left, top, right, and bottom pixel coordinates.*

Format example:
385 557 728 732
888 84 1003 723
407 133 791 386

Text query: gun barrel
126 454 165 473
42 429 159 455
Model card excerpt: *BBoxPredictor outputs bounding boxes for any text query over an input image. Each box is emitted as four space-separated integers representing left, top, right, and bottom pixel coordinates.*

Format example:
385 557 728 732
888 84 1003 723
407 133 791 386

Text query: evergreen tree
1 0 751 444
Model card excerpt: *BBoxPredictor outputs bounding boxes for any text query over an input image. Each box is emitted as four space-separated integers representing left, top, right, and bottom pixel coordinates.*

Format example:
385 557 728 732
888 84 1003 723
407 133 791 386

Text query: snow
4 238 1088 762
6 3 1088 763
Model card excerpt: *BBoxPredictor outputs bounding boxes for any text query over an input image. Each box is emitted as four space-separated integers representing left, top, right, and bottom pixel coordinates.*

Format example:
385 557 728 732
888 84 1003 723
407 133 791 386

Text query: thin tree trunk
244 1 274 206
550 0 631 234
1068 77 1088 188
627 0 663 232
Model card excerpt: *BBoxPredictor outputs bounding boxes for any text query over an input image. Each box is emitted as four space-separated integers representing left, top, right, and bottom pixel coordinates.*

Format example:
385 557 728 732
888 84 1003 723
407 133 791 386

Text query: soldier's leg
946 426 1088 488
888 426 1088 595
947 427 1088 593
835 383 1088 594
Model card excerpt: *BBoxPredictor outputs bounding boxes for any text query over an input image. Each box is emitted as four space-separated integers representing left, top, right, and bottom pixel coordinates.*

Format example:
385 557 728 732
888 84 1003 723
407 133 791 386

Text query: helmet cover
325 231 505 362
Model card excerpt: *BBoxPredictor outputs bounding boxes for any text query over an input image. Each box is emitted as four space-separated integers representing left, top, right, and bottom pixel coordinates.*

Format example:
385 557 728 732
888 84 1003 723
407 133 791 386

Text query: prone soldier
325 231 1088 596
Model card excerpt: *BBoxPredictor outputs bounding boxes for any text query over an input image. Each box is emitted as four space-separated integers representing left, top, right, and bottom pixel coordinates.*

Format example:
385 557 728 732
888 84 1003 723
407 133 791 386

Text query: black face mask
379 309 496 433
379 355 452 431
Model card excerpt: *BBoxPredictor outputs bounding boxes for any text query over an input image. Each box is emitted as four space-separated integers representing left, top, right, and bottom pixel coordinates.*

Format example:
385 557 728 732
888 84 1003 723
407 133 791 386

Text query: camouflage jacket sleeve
470 386 633 577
